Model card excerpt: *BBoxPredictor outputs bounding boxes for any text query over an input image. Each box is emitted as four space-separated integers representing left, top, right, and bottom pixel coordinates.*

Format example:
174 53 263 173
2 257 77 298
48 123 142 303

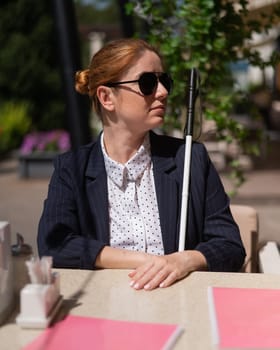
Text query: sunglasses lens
138 73 157 95
159 73 173 94
138 73 173 95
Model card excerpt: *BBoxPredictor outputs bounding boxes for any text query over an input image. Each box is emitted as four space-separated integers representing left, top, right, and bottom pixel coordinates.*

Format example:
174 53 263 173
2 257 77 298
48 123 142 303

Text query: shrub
0 101 32 156
19 129 71 155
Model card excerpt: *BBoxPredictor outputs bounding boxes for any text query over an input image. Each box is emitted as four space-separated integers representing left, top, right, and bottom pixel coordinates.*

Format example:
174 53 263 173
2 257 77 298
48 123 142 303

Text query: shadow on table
51 270 96 325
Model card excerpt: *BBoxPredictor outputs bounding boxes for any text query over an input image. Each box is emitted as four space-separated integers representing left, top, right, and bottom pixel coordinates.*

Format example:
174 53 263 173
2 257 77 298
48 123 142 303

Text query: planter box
18 152 58 178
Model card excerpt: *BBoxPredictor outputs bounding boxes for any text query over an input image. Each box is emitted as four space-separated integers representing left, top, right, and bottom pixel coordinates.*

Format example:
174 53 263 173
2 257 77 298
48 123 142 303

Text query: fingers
129 262 159 290
127 251 207 291
158 270 179 288
135 266 170 291
128 259 153 279
128 255 178 291
142 269 178 290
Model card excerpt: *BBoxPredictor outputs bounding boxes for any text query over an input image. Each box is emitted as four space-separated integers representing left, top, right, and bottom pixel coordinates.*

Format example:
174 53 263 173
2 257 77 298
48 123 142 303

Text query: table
1 269 280 349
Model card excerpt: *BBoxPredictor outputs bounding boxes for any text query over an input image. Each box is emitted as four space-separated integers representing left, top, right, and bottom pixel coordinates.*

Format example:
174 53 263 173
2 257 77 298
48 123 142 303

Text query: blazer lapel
150 133 180 253
85 141 110 244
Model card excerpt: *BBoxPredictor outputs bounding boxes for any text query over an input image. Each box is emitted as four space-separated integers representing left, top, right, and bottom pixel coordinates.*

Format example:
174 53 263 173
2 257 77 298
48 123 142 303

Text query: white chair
230 204 259 273
259 241 280 274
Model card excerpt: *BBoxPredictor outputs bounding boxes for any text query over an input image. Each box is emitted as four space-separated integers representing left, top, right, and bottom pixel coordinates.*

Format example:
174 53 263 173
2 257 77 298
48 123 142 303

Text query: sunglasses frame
105 72 173 96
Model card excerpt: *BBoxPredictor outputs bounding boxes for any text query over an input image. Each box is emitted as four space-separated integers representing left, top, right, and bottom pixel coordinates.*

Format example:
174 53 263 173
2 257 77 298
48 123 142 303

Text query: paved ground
0 159 48 256
0 155 280 257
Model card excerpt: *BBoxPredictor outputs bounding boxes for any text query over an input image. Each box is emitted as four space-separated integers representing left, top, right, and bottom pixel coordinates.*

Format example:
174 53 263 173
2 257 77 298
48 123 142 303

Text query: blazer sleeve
37 152 107 269
187 143 246 272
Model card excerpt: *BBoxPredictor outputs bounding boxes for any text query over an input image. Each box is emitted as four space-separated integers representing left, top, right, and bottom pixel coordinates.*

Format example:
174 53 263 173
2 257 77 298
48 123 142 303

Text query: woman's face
108 50 169 134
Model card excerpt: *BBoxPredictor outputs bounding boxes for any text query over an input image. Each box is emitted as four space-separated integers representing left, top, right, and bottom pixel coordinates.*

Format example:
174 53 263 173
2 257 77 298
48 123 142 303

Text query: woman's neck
102 128 147 164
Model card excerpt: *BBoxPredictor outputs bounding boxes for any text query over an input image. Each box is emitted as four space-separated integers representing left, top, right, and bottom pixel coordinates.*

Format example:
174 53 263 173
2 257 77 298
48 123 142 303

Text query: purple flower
20 129 71 155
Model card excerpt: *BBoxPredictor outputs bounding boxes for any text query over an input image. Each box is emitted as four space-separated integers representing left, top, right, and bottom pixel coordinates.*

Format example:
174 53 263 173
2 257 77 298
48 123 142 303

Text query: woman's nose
155 81 168 99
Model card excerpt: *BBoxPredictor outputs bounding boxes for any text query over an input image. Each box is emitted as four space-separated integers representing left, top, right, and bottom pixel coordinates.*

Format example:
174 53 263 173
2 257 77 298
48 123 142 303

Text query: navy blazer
38 131 245 271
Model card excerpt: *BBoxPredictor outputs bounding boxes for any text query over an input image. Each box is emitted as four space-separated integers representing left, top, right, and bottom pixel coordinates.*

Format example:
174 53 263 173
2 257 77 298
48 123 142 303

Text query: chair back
230 204 259 272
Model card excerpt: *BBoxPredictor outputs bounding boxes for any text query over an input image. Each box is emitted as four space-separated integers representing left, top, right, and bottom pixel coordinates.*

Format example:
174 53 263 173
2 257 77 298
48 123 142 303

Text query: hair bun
75 69 90 95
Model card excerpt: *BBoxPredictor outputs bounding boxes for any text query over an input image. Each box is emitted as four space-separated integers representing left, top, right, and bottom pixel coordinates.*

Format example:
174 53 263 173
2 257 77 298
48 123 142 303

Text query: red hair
75 38 162 116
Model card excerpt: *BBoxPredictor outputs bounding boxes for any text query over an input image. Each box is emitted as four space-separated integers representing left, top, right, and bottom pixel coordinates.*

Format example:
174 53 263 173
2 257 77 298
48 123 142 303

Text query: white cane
178 68 198 252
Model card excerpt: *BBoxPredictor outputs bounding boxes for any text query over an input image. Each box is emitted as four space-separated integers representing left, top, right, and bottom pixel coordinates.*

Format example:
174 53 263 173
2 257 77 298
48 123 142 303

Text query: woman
38 38 245 290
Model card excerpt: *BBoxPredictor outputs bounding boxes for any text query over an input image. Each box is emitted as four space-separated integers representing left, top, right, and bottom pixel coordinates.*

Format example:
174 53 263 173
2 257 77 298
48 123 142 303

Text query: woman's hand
128 250 207 290
95 246 207 290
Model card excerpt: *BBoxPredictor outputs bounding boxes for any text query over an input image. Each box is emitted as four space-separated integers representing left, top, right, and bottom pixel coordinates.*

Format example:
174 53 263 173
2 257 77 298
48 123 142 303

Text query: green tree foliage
127 0 280 193
0 0 65 131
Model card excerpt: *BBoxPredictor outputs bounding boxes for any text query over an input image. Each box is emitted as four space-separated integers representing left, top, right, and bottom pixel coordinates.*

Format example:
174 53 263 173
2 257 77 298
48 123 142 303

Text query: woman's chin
152 115 165 127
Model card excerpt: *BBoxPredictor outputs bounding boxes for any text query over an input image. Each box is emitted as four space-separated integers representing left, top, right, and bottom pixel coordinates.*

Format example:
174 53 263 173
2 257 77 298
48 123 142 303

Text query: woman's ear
96 86 115 112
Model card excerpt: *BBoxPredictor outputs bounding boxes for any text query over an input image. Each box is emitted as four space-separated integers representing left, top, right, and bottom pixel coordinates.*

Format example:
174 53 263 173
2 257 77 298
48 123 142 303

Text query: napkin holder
16 272 63 328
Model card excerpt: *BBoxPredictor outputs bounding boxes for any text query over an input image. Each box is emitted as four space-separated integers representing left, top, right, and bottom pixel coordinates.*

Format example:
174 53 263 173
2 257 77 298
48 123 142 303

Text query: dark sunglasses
105 72 173 96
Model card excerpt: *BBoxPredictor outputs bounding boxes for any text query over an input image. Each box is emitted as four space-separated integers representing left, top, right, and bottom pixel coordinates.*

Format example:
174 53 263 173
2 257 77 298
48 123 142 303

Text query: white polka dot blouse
101 133 164 255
